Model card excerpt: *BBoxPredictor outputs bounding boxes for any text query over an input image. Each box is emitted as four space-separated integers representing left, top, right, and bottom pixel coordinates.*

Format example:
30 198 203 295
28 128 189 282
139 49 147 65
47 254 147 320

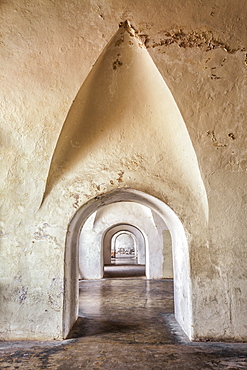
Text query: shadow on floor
1 279 246 369
67 316 141 339
103 264 145 278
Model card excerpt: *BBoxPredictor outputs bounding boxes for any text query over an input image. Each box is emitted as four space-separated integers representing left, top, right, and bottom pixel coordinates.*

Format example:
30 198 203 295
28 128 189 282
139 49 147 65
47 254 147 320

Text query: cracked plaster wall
0 0 246 341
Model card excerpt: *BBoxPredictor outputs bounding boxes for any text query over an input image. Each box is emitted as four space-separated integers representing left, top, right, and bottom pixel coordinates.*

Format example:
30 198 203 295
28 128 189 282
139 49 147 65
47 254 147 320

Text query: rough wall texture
0 0 246 340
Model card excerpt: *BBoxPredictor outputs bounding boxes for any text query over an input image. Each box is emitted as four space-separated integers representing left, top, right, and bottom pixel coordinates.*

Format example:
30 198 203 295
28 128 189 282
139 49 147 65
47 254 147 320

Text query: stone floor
0 270 246 369
104 263 145 278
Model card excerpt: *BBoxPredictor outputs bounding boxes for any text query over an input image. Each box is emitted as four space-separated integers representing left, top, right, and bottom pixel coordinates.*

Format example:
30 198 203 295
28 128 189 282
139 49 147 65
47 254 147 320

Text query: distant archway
78 202 165 280
64 188 192 340
112 231 137 258
103 224 146 266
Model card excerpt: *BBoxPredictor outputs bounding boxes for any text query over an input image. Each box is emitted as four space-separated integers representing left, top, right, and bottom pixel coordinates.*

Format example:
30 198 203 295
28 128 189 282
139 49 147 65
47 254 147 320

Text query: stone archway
103 224 146 266
112 231 137 258
64 188 192 340
78 201 167 280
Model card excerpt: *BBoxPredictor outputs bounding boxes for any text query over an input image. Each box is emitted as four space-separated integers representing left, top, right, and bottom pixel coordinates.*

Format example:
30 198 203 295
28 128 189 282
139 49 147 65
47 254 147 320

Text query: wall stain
119 20 144 48
228 133 236 140
33 225 60 246
117 170 124 183
206 131 228 148
70 193 80 209
113 59 123 70
144 29 245 55
210 74 221 80
19 286 28 304
115 34 124 46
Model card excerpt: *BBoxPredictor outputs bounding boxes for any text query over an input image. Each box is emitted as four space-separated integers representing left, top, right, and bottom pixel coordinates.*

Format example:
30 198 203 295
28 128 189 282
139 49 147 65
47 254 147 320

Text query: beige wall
1 0 246 341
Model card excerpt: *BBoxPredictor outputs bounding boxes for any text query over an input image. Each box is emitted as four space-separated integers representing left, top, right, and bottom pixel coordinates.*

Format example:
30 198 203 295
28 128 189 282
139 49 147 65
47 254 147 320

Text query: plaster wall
0 0 246 341
163 230 173 279
79 202 169 279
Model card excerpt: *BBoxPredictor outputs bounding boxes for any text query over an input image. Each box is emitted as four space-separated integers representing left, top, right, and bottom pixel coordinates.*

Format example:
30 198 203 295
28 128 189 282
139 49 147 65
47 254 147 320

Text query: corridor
0 276 246 369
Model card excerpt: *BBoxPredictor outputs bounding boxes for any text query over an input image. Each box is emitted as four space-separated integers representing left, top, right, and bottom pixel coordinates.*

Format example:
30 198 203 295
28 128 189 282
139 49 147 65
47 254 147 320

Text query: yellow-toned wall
0 0 246 340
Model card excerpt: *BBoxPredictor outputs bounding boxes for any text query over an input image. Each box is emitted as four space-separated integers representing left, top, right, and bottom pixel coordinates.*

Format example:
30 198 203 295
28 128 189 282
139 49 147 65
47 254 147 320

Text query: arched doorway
78 202 169 280
103 224 146 266
103 225 146 279
64 188 191 340
112 231 137 260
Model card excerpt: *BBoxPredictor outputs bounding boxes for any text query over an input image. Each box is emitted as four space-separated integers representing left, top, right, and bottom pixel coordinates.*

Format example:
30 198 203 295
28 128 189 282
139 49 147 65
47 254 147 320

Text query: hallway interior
1 0 247 354
0 272 246 369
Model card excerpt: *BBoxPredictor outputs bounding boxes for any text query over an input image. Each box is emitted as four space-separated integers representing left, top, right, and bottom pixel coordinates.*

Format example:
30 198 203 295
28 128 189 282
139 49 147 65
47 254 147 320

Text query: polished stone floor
0 270 246 369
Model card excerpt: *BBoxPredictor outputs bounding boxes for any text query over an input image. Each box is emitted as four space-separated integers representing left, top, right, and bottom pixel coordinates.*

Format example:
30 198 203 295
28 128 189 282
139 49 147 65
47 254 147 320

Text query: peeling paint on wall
146 29 245 55
41 21 208 226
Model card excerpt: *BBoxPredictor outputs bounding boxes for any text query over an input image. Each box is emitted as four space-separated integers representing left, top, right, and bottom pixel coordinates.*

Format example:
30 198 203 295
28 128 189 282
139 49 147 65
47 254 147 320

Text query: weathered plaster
41 21 208 226
0 0 246 341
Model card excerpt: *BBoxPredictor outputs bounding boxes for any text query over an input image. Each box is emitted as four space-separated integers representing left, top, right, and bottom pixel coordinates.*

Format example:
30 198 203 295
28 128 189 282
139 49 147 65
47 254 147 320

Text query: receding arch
78 202 165 280
103 223 146 266
113 231 137 257
64 188 192 340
